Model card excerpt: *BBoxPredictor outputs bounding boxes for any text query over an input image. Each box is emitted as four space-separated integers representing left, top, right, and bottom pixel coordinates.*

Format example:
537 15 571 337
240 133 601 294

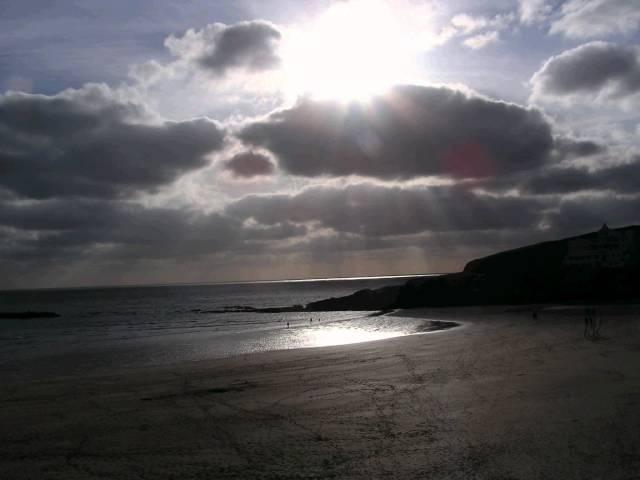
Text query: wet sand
2 305 640 479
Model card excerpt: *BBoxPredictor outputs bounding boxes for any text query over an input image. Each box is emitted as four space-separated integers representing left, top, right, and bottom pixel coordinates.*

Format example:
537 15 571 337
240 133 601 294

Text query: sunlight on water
0 279 450 378
301 325 405 348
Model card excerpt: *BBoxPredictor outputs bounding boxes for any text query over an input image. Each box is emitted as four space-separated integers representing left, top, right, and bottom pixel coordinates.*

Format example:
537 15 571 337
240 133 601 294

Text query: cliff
306 225 640 310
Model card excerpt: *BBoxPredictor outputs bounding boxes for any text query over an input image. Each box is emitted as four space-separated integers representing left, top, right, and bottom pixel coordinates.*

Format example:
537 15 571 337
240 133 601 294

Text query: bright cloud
550 0 640 39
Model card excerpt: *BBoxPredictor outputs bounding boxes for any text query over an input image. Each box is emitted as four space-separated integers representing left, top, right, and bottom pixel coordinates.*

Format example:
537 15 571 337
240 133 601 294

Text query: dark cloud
227 183 545 237
554 137 605 158
239 85 554 180
0 200 239 259
199 21 281 75
243 222 307 241
0 85 225 199
0 181 544 263
521 167 598 195
223 151 275 178
0 179 547 287
521 157 640 195
0 196 310 265
0 198 120 232
166 21 282 77
547 194 640 234
3 175 638 288
531 42 640 100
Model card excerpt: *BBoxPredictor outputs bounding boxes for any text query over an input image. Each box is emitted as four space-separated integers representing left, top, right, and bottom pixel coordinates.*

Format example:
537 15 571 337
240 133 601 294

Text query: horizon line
0 272 449 293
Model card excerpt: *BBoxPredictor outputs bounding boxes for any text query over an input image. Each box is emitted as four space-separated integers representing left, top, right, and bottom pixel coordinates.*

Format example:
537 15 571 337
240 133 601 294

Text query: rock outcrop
306 285 401 311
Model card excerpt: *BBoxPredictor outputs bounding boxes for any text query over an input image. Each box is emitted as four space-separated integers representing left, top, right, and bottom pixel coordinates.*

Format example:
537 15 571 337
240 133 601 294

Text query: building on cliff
563 223 635 268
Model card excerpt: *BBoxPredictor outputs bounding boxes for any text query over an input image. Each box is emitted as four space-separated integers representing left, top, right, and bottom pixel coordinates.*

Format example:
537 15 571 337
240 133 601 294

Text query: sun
280 0 422 102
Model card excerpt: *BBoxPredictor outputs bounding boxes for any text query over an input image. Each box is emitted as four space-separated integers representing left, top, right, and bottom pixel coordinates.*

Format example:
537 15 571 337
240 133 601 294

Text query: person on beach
287 322 290 328
584 308 595 339
584 308 602 340
584 308 590 339
593 309 602 339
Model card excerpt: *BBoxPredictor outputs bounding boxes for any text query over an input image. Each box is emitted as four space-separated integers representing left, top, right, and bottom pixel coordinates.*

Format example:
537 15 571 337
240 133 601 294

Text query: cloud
547 193 640 234
238 85 554 180
519 0 553 25
126 20 286 122
451 14 489 34
227 183 545 238
0 196 311 264
243 221 308 242
530 42 640 108
451 12 514 35
444 12 514 49
550 0 640 39
521 157 640 195
165 20 281 76
463 31 499 49
0 191 315 291
0 200 235 260
223 151 275 178
0 84 225 200
553 137 606 158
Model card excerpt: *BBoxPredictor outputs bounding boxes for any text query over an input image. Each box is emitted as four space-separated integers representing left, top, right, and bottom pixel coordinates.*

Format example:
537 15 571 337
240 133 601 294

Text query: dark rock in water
306 285 401 311
0 311 60 319
254 305 305 313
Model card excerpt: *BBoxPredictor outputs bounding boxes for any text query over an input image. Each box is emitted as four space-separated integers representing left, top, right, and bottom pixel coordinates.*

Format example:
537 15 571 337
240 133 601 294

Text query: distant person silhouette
287 322 290 328
584 308 591 339
593 308 602 339
584 307 601 340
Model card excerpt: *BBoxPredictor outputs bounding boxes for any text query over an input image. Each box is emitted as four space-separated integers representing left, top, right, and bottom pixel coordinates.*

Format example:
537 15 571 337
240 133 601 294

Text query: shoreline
0 309 457 384
2 305 640 478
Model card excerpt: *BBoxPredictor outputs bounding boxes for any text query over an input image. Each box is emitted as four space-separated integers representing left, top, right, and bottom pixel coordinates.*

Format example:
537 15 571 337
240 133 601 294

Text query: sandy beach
2 305 640 479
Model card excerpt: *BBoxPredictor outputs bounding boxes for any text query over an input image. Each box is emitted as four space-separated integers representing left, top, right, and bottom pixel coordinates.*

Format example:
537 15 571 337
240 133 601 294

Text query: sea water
0 276 437 380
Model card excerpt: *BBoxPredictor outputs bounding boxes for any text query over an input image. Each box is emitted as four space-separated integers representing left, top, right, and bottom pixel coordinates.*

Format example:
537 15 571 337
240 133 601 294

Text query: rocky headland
304 224 640 311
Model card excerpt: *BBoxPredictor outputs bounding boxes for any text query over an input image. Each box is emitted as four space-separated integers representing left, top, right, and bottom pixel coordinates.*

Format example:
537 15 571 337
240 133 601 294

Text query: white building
564 224 635 268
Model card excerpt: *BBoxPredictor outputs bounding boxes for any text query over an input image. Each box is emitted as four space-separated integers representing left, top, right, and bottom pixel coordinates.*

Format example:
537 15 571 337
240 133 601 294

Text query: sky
1 0 640 289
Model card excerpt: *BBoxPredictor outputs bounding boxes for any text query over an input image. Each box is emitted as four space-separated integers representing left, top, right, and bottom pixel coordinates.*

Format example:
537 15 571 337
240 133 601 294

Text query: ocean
0 276 438 380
